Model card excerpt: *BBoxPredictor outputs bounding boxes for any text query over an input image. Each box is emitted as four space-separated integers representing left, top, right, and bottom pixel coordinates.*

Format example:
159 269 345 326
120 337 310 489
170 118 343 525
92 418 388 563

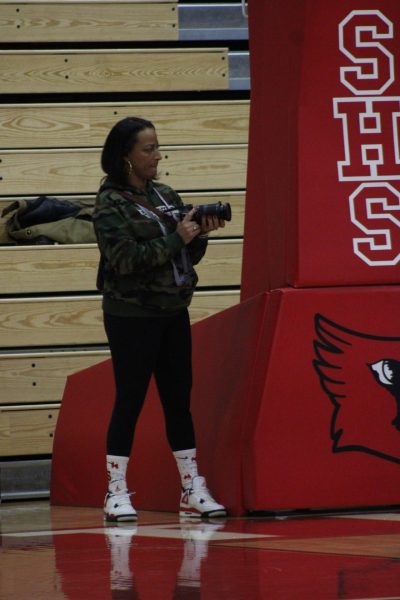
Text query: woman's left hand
199 214 225 234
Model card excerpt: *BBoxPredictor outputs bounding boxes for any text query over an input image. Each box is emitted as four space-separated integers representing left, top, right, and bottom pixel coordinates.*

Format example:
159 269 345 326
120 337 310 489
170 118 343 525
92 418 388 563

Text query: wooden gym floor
1 501 399 599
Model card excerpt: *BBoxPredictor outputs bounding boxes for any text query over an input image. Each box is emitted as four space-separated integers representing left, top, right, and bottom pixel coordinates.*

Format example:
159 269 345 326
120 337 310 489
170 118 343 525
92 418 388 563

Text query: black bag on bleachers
1 196 97 244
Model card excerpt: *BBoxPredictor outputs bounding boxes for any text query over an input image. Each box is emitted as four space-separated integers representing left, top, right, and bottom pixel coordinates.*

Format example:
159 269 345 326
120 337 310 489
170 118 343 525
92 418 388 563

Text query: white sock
173 448 199 490
106 454 129 495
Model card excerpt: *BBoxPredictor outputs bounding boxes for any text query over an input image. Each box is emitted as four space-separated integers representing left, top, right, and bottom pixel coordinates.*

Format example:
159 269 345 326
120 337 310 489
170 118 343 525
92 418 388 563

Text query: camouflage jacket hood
93 178 207 316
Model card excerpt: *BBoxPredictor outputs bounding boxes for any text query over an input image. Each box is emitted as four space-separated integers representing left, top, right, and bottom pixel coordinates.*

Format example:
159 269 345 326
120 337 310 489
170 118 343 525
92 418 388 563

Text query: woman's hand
176 208 202 245
199 214 226 234
176 209 226 245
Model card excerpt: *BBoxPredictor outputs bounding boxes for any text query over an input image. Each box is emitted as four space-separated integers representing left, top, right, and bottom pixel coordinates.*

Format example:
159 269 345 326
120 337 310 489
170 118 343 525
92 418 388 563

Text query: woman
93 117 227 522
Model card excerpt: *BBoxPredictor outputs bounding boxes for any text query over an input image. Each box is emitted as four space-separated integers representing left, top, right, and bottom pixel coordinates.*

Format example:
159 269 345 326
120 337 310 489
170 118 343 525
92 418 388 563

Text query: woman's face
125 127 162 184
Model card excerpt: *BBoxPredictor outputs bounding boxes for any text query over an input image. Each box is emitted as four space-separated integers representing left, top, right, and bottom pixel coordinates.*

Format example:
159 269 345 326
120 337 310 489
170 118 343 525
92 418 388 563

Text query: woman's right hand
176 208 201 245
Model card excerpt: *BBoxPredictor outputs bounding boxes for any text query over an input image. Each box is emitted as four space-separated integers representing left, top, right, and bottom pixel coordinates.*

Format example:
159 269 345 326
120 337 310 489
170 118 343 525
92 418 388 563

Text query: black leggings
104 309 196 456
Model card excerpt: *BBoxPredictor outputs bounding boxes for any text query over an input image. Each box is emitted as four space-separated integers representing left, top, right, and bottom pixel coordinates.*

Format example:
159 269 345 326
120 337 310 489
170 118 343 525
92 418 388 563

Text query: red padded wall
242 0 400 298
51 289 400 513
241 1 304 297
243 288 400 511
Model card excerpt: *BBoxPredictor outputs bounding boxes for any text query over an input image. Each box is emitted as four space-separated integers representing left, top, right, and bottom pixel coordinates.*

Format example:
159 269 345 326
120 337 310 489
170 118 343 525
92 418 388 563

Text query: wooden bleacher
0 350 110 405
0 240 243 294
0 144 246 194
0 1 249 466
0 48 228 94
0 101 249 148
0 404 60 456
0 0 179 43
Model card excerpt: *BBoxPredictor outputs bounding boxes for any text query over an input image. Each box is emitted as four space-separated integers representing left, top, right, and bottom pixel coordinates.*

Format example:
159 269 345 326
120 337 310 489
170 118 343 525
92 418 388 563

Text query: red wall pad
243 286 400 512
51 288 400 514
242 0 400 297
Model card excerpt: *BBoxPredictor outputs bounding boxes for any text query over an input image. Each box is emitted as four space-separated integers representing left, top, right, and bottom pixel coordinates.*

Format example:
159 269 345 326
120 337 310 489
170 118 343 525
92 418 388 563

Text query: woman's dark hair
101 116 155 184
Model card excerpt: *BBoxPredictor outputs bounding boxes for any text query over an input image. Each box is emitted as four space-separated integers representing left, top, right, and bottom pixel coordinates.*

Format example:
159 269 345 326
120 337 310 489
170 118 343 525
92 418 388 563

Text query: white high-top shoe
105 455 136 522
179 476 227 518
104 490 137 522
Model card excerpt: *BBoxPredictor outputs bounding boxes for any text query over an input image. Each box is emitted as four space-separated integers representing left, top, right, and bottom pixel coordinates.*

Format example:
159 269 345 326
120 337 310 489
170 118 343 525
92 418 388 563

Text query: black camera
176 202 232 225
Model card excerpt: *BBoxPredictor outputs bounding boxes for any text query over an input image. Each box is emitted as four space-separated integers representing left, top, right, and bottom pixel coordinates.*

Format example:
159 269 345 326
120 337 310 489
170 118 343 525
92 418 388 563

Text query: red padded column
241 0 305 297
242 0 400 298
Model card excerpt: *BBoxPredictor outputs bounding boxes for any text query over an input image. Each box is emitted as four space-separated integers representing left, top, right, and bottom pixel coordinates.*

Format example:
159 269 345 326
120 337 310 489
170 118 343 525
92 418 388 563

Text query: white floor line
3 523 278 541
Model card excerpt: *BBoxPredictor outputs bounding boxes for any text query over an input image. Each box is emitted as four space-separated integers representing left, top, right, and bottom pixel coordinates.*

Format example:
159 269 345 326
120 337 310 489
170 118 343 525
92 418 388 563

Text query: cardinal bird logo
313 314 400 465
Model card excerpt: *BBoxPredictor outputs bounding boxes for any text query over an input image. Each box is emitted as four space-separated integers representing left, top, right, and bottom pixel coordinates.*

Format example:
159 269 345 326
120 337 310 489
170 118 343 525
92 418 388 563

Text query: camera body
176 202 232 225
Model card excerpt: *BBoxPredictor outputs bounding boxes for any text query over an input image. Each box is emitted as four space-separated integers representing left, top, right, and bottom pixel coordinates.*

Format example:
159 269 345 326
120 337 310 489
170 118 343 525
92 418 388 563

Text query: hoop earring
125 159 133 175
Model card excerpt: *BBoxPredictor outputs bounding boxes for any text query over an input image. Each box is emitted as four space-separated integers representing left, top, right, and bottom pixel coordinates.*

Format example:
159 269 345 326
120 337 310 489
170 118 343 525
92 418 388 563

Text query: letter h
334 97 400 181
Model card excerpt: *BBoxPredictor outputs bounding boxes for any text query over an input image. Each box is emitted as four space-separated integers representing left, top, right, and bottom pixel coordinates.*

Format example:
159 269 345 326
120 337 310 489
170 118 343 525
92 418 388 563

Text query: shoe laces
192 483 216 503
109 490 134 507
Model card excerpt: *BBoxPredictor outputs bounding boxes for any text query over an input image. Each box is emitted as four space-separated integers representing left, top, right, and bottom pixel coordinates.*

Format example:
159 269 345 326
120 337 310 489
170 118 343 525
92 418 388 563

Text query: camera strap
118 190 174 223
152 188 191 286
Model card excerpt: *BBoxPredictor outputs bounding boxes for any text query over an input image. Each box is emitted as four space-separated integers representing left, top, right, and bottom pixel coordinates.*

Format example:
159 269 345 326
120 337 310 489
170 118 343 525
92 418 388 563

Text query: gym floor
1 501 399 599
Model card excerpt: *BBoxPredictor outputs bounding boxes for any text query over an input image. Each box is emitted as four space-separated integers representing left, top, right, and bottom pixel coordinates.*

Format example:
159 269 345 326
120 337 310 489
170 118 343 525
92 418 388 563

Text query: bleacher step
0 459 51 501
179 3 248 40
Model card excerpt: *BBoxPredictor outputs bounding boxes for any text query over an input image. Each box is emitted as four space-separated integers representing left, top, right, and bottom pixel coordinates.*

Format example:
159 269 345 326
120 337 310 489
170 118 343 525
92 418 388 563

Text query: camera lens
219 202 231 221
198 202 232 222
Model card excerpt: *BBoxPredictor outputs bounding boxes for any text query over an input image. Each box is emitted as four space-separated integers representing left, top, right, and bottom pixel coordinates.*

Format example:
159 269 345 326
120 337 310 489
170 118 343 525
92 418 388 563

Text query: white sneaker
104 491 137 522
179 476 227 518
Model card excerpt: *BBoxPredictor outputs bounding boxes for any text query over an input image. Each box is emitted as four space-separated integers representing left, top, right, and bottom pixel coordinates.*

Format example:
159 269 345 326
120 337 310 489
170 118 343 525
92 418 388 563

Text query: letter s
339 10 394 95
349 183 400 266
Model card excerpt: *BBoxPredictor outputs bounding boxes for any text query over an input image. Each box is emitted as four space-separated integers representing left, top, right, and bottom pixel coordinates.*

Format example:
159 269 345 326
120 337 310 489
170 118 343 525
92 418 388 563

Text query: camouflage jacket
93 177 208 317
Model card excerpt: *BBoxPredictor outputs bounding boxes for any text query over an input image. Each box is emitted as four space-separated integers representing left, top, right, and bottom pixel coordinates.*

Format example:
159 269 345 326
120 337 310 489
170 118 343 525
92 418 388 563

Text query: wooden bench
0 291 240 349
0 100 249 148
0 240 243 293
0 350 110 405
0 0 178 43
0 48 228 94
0 348 110 456
0 404 60 456
0 145 246 194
